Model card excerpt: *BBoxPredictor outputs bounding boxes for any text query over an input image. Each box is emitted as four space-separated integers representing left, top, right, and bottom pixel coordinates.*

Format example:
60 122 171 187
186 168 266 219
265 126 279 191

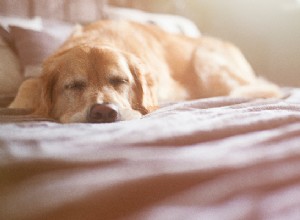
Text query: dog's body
10 20 281 123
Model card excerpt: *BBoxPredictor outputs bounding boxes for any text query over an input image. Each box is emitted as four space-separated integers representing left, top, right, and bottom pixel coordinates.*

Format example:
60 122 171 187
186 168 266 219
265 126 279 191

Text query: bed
1 2 300 220
1 89 300 219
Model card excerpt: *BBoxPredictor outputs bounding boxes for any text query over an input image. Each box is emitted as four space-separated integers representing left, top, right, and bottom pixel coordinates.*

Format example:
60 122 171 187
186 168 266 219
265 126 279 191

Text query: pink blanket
1 88 300 220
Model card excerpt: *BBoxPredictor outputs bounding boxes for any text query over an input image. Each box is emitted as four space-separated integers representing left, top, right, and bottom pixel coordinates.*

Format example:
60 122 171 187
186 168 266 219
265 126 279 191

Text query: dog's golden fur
10 20 281 123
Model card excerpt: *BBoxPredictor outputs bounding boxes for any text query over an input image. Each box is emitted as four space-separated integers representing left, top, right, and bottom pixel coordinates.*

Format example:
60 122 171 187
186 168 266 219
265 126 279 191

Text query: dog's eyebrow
62 73 87 85
103 59 133 82
104 70 129 82
117 57 134 80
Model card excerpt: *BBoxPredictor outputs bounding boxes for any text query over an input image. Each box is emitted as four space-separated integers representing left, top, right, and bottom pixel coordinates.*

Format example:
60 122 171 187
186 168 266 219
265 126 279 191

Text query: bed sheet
1 88 300 220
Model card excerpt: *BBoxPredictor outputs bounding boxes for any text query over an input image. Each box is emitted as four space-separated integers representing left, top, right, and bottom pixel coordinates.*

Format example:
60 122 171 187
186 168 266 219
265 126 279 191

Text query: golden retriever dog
10 20 281 123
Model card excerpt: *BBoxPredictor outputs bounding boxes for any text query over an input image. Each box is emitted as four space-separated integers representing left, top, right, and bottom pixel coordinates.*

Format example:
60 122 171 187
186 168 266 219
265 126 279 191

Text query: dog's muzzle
88 103 119 123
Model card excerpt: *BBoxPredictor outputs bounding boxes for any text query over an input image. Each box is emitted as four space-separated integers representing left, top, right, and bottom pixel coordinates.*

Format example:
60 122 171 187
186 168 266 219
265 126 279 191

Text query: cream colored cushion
0 36 22 96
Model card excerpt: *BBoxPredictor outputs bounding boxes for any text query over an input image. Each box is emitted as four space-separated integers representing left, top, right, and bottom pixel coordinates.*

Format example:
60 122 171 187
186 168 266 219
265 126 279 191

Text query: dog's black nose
88 103 119 123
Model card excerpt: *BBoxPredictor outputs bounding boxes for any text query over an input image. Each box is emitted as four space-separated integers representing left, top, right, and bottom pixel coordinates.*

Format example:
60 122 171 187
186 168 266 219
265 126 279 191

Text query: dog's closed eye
109 77 129 87
65 80 87 90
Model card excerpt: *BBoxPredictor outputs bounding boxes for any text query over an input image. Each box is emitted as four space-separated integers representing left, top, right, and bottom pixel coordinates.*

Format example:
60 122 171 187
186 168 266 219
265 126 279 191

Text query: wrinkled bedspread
1 88 300 220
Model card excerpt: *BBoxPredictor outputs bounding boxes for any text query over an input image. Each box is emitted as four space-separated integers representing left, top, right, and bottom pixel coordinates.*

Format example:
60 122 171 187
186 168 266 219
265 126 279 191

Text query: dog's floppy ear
127 55 158 114
9 72 57 118
9 77 43 111
33 72 57 118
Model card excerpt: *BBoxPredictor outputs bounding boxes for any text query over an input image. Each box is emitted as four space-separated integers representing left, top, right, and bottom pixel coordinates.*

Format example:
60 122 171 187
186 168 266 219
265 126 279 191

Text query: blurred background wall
1 0 299 87
194 0 300 88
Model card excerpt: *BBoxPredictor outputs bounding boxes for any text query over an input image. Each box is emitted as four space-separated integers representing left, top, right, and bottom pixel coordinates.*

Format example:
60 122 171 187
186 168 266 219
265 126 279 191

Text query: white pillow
105 7 201 38
0 15 42 31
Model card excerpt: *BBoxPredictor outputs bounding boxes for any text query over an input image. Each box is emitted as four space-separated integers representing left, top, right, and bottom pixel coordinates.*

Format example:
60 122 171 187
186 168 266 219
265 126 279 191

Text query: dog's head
12 45 157 123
